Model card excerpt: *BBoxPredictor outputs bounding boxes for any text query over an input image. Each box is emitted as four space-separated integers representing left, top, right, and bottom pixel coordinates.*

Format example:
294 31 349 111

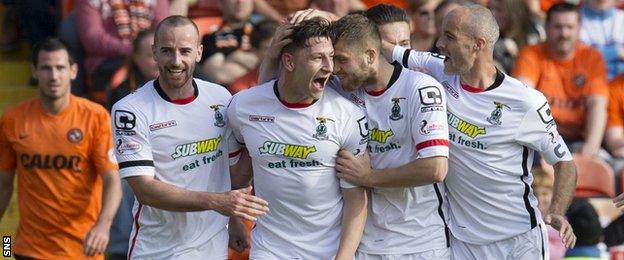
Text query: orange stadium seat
573 154 615 198
192 16 223 38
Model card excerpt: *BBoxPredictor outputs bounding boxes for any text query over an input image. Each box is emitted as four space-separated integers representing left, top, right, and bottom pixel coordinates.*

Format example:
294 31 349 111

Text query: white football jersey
227 79 368 259
392 46 573 245
112 79 239 259
334 64 451 254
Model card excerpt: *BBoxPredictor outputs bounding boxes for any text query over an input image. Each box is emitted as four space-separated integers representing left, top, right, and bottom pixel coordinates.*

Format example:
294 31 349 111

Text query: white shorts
450 223 549 260
130 227 228 260
355 248 450 260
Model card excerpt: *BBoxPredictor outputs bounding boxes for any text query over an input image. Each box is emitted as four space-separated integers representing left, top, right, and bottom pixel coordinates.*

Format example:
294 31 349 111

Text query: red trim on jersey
416 139 449 150
171 95 197 104
229 149 242 158
279 99 314 108
128 203 144 259
460 83 485 93
365 88 387 96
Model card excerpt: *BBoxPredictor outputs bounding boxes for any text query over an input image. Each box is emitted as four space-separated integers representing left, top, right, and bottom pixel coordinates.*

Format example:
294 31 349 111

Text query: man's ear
475 37 487 52
282 52 296 72
365 48 377 65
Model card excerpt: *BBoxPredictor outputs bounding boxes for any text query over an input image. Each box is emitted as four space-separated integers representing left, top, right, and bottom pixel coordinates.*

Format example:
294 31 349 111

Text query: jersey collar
154 78 199 105
460 68 505 93
365 61 402 96
273 80 318 108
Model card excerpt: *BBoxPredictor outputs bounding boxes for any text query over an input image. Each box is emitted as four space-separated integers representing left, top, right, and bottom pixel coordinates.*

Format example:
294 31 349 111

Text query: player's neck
158 78 195 100
460 58 497 89
368 60 395 92
277 74 314 104
39 93 70 115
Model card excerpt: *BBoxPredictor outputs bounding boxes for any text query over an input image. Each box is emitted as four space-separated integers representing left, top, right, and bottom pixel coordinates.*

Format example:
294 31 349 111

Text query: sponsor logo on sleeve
419 86 445 112
114 110 137 136
537 102 556 129
116 139 142 155
420 120 446 135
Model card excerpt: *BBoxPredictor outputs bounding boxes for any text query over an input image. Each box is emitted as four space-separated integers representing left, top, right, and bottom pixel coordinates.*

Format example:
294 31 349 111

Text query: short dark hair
250 19 278 49
331 13 381 52
283 18 332 53
154 15 199 43
32 38 75 67
133 29 156 53
366 4 410 26
566 198 602 246
546 2 580 25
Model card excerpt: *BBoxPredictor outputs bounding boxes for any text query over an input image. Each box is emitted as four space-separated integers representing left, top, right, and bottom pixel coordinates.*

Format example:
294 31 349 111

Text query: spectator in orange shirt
513 3 609 158
605 74 624 158
0 38 122 259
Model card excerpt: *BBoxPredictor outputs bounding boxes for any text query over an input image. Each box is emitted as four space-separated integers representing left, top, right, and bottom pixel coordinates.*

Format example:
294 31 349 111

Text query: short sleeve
392 45 447 81
227 127 242 166
586 51 609 98
514 98 573 165
111 102 154 178
339 108 369 189
512 45 541 85
90 108 119 175
608 78 624 128
410 77 450 158
0 113 16 172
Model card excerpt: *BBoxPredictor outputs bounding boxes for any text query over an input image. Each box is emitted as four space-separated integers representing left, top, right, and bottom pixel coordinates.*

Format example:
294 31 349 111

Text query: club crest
313 116 334 140
486 101 511 126
210 104 226 127
389 97 406 121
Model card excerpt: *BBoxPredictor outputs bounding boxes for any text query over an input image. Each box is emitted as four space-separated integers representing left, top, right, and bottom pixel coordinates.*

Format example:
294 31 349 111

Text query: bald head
154 15 200 44
447 5 499 47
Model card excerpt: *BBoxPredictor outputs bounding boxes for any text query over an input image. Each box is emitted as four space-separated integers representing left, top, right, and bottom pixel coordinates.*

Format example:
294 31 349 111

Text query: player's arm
258 23 293 84
83 170 122 256
0 170 15 219
582 95 607 157
547 160 577 248
337 151 447 188
515 97 577 248
335 186 367 260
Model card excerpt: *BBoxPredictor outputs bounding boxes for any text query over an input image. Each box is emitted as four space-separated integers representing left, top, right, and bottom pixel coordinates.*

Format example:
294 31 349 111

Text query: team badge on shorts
389 97 406 121
313 116 334 140
67 128 83 143
486 101 510 126
210 104 226 127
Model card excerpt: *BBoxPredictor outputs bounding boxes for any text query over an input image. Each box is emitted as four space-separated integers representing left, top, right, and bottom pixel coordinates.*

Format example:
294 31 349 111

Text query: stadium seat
192 16 222 38
573 154 615 198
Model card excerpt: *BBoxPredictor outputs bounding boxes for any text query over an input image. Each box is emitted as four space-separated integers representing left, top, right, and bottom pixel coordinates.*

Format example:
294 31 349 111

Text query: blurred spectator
532 166 566 260
107 29 159 109
430 0 462 53
310 0 366 17
407 0 441 51
580 0 624 80
0 38 121 260
605 74 624 159
513 3 609 158
200 0 257 86
362 0 407 8
365 3 411 47
489 0 545 72
177 0 282 22
562 199 603 259
229 19 277 94
75 0 167 102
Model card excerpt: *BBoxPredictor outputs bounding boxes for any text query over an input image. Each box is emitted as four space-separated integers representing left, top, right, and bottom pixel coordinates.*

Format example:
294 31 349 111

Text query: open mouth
167 68 184 76
313 76 329 87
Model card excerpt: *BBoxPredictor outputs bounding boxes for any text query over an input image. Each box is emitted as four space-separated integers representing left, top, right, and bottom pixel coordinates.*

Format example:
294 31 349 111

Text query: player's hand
83 221 110 256
228 217 250 253
215 186 269 222
288 8 338 25
266 24 294 60
545 214 576 248
336 149 373 187
580 142 600 158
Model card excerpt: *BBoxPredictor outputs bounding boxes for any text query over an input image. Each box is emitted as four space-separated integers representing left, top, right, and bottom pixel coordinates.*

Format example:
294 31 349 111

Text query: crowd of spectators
2 0 624 259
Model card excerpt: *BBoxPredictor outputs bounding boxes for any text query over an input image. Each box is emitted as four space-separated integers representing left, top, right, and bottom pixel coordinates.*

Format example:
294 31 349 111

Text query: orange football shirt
608 74 624 128
0 95 118 259
513 43 609 141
